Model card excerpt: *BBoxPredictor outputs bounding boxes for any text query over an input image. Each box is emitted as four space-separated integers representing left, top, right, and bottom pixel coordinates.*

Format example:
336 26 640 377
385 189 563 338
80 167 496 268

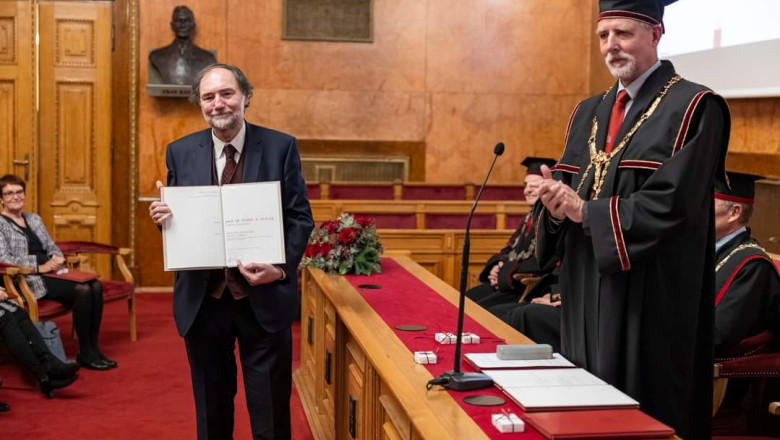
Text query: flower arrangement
300 213 383 275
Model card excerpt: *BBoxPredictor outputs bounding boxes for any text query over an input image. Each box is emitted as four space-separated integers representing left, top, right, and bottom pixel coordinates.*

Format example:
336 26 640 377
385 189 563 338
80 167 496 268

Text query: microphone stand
427 143 503 391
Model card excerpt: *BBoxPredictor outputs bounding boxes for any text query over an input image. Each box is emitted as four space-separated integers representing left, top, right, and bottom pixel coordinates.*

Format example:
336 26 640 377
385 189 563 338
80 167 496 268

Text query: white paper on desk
466 352 575 370
161 182 285 271
220 182 285 267
502 384 639 411
486 368 606 388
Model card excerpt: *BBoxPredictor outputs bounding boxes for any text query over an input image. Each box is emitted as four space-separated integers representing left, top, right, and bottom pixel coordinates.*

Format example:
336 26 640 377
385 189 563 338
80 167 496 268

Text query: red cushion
425 213 496 229
402 186 466 200
505 214 527 230
36 299 69 318
103 280 134 301
306 183 321 199
56 241 118 255
479 186 525 201
368 213 417 229
329 184 394 200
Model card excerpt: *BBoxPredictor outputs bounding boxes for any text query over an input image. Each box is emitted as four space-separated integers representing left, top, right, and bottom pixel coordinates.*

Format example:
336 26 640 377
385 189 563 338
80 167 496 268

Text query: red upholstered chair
480 185 526 201
306 183 321 200
56 241 137 341
712 331 780 440
425 213 496 230
402 184 467 200
328 183 394 200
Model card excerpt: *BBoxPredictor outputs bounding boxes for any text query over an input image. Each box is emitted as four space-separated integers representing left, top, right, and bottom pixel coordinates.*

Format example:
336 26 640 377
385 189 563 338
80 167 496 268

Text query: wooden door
0 1 36 206
37 1 112 272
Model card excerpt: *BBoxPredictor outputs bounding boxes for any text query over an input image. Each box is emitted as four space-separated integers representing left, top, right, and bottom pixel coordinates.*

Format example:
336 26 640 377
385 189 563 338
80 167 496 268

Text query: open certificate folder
161 182 286 271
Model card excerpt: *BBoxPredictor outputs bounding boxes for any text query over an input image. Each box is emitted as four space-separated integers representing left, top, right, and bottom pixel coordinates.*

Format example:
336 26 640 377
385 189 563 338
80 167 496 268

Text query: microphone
427 142 504 391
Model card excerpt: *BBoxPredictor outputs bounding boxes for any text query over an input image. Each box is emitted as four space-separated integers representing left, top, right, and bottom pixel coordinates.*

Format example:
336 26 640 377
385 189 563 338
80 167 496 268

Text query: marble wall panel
227 0 427 92
426 0 591 95
425 93 582 183
246 89 427 142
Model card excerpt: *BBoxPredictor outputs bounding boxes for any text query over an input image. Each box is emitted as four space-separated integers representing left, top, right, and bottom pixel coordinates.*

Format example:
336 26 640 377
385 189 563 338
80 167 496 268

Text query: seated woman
0 286 80 397
0 174 116 370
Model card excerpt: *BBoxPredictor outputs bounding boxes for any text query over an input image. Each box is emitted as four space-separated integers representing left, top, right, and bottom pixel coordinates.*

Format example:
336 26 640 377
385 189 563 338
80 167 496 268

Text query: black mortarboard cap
521 157 557 176
599 0 678 31
715 171 763 205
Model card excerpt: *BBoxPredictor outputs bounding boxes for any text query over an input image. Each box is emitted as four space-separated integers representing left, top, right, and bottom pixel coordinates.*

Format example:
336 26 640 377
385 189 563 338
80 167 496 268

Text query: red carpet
0 293 314 440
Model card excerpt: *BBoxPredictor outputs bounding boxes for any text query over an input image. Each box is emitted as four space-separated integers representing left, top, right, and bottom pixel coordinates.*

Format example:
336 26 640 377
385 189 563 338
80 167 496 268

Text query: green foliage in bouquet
299 213 383 275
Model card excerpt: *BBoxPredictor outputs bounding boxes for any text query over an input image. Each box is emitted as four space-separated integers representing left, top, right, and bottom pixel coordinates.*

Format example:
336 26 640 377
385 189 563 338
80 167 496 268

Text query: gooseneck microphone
427 142 504 391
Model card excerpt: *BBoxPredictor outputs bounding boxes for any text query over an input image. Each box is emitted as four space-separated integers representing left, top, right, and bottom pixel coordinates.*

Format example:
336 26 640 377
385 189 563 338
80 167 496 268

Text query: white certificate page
220 182 286 267
161 185 226 271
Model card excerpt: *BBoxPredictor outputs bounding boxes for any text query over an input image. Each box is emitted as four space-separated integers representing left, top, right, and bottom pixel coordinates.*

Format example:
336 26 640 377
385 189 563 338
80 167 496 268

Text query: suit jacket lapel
194 134 214 185
241 123 264 183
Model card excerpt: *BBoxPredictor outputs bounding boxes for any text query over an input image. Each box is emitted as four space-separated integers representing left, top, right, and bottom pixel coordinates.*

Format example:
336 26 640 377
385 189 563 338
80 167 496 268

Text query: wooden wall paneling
0 1 35 207
38 1 113 275
111 0 134 277
751 179 780 255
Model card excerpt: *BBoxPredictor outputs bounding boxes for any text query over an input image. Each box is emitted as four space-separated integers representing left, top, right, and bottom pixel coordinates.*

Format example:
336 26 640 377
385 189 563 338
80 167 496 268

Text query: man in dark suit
149 64 314 440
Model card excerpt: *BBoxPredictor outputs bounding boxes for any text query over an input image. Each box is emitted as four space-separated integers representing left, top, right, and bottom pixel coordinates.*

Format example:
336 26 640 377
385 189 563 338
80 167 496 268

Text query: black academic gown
466 212 537 303
536 61 730 440
714 229 780 354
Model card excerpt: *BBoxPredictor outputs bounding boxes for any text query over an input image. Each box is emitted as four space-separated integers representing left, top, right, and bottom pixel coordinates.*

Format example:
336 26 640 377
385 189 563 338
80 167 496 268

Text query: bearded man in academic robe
534 1 731 439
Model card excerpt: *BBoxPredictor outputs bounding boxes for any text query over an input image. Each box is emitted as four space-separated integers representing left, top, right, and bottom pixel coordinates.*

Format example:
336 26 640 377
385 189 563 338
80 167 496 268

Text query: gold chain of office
715 242 768 273
575 75 682 199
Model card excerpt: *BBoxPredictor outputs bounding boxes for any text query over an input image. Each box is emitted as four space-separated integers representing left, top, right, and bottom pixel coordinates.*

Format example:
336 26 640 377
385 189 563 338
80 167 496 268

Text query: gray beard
206 113 242 131
605 54 637 82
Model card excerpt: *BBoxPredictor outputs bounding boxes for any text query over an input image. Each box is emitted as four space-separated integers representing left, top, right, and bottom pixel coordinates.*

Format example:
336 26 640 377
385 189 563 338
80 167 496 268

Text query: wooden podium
293 256 534 440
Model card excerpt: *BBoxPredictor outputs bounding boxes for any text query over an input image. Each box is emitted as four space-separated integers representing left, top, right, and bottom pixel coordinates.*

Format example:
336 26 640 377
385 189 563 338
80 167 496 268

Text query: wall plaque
283 0 372 43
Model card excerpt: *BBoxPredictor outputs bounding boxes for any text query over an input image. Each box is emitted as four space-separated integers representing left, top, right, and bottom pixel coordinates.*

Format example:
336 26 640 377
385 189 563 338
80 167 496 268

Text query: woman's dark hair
189 63 254 107
0 174 26 194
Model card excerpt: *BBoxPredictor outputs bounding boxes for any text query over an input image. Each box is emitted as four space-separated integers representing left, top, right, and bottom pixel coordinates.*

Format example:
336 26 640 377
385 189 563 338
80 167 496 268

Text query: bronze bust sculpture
149 6 216 86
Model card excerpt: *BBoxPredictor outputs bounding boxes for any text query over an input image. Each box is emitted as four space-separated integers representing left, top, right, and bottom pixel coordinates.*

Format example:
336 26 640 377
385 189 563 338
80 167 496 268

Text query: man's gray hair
189 63 254 107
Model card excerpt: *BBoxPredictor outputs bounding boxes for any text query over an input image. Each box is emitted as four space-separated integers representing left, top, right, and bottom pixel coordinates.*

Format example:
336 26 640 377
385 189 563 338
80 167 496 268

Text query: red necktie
605 90 631 153
221 144 237 185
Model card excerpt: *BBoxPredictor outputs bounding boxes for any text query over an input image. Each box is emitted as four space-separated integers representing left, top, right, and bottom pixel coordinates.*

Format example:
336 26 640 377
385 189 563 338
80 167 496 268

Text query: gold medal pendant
575 76 681 200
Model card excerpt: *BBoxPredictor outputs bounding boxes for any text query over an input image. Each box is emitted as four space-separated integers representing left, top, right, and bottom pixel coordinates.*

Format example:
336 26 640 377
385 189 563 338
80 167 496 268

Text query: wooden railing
311 199 530 231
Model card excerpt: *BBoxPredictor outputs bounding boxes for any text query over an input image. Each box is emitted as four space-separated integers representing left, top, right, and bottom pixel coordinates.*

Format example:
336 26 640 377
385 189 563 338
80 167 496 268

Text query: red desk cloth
345 259 545 439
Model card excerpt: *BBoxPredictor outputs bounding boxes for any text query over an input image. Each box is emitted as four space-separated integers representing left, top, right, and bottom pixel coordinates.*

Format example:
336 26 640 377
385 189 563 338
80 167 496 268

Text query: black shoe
46 359 81 380
39 374 79 398
76 355 111 371
97 353 118 369
0 401 9 412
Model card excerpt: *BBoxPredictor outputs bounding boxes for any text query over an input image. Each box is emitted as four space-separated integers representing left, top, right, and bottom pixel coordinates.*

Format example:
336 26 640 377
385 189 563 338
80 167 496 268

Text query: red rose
325 221 339 234
320 242 333 256
338 228 357 244
304 243 316 258
354 215 372 227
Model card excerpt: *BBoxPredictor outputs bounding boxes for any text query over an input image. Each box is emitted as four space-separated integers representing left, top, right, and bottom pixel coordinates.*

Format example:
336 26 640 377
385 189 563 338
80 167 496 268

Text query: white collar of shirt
616 59 662 114
716 226 747 252
213 122 247 184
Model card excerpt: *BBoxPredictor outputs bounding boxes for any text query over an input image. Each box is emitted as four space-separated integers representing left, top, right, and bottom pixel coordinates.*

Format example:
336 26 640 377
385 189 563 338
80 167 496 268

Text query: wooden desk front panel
294 258 536 440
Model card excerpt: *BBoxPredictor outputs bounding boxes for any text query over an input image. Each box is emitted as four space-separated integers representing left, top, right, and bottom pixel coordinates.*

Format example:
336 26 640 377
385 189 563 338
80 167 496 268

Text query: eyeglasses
1 189 25 198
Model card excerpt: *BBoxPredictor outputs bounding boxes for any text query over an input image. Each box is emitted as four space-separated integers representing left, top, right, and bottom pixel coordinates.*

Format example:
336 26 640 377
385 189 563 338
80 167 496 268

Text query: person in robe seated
0 174 116 370
0 286 80 398
712 171 780 432
465 157 559 311
713 171 779 354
